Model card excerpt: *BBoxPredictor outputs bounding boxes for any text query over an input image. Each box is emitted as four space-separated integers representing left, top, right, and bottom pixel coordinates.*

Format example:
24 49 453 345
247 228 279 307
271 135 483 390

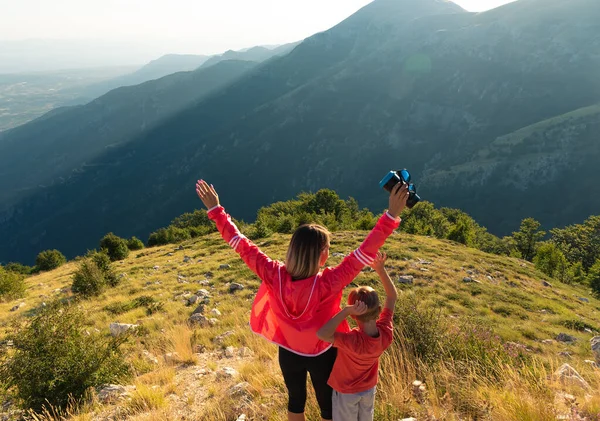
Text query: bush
534 242 569 281
147 226 191 247
588 260 600 297
447 215 476 246
0 301 130 411
71 252 118 297
126 236 145 251
35 249 66 271
0 267 25 301
99 233 130 261
3 262 33 275
512 218 545 262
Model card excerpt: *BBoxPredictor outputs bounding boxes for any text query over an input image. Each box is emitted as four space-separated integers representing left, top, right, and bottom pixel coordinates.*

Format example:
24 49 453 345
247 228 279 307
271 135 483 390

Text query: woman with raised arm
196 180 408 421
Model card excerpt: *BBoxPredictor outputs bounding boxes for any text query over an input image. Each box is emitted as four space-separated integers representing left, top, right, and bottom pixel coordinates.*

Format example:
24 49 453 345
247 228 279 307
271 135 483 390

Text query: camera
379 169 421 209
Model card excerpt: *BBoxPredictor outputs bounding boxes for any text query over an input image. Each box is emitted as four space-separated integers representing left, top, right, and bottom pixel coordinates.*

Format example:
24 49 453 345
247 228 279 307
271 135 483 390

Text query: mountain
0 60 257 213
72 54 211 103
198 42 300 69
1 0 600 264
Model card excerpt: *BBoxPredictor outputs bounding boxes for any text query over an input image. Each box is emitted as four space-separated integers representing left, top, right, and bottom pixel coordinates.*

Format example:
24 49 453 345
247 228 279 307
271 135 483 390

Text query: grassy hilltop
1 225 600 420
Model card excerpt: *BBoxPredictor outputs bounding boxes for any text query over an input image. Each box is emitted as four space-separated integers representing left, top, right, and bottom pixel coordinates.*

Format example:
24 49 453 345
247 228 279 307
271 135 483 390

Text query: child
317 252 397 421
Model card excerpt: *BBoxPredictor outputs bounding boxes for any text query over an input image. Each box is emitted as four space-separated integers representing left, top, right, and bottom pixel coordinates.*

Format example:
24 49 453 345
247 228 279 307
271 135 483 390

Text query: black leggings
278 346 337 420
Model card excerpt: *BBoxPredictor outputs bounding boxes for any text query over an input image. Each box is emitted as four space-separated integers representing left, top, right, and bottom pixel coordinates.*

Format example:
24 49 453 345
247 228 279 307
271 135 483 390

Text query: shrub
534 242 569 281
447 215 476 246
588 260 600 297
0 301 130 411
248 216 273 240
35 249 66 271
71 252 118 297
147 226 191 247
0 267 25 301
126 236 145 251
3 262 33 275
99 233 130 261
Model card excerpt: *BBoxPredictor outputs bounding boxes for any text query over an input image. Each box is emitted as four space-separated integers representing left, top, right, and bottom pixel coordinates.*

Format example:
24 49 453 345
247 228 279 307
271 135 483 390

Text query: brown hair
348 286 381 322
286 224 330 280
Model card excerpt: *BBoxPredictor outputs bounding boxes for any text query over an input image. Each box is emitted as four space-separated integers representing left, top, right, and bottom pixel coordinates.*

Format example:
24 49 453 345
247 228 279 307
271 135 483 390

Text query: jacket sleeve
326 212 400 292
207 205 278 288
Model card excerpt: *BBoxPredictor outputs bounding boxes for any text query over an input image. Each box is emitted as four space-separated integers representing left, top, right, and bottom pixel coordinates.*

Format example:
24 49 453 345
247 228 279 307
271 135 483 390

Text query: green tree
0 301 130 411
99 233 130 261
3 262 33 275
551 215 600 270
71 252 118 297
126 236 144 251
512 218 546 261
588 260 600 297
534 242 569 281
447 215 476 246
401 202 450 238
35 249 66 271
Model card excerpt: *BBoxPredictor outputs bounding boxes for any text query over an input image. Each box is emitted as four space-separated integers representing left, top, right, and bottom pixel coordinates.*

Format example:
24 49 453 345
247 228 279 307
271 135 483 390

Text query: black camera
379 169 421 209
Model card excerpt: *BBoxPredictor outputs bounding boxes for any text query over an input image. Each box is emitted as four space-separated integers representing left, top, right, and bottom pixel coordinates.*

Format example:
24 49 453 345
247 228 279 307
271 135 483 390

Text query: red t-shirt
328 308 394 394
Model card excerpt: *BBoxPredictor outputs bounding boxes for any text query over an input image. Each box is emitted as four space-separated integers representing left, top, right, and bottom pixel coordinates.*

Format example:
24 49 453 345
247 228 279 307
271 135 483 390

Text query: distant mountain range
1 0 599 264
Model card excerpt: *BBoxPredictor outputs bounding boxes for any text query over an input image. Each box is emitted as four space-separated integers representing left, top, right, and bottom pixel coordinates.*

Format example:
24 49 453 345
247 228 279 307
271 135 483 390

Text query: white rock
214 330 235 345
229 382 250 397
142 350 159 365
163 352 181 364
236 414 247 421
97 384 133 403
187 295 199 306
556 333 577 343
217 366 238 380
109 323 139 337
210 308 222 317
400 418 417 421
197 289 211 298
219 264 231 269
153 265 160 270
554 363 591 390
239 347 254 357
225 346 236 358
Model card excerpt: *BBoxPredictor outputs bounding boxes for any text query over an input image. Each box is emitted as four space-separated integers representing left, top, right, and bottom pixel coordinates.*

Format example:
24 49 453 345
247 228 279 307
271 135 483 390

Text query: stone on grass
556 333 577 343
109 323 139 337
578 297 590 303
462 277 474 283
553 363 590 390
591 336 600 364
191 304 205 315
584 360 599 369
9 303 24 312
398 276 414 285
189 314 209 327
239 347 254 358
142 350 159 365
97 384 133 403
153 265 160 270
214 331 235 345
401 418 417 421
542 281 552 287
216 367 238 380
541 339 554 345
210 308 222 317
209 318 218 326
236 414 247 421
229 382 250 398
225 346 236 358
187 295 199 306
163 352 181 364
183 256 192 263
229 283 245 293
197 289 211 298
219 264 231 270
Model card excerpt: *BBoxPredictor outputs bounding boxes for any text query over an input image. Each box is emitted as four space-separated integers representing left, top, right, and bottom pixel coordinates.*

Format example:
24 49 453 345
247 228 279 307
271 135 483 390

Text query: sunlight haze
1 0 517 56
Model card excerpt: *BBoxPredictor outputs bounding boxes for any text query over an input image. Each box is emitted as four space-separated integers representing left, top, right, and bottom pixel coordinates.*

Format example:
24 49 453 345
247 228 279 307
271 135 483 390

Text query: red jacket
208 206 400 356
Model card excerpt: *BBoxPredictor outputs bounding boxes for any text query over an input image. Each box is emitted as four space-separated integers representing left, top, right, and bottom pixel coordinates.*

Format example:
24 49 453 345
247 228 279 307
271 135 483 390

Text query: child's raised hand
347 301 369 316
369 252 387 272
196 179 220 210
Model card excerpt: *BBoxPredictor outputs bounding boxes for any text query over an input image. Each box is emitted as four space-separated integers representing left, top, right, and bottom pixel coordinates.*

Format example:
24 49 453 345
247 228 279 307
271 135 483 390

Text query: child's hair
348 286 381 322
286 224 330 280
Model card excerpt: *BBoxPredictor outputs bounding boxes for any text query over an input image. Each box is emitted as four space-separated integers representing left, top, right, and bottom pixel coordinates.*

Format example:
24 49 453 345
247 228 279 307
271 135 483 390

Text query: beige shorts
332 387 376 421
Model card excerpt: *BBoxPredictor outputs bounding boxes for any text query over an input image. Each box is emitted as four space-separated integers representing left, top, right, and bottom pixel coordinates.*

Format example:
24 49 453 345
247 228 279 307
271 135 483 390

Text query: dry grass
3 230 600 420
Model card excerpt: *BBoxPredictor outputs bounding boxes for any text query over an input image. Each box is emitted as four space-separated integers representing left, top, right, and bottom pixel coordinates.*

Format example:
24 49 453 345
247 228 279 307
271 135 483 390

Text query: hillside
0 60 257 213
198 43 300 69
1 228 599 420
1 0 600 264
73 54 211 103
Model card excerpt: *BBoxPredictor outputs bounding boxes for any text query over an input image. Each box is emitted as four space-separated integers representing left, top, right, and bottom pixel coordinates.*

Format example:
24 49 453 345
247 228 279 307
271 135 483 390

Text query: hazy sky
1 0 517 55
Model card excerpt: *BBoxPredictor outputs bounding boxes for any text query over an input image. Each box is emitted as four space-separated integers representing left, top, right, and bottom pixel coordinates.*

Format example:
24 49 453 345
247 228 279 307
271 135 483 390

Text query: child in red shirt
317 252 397 421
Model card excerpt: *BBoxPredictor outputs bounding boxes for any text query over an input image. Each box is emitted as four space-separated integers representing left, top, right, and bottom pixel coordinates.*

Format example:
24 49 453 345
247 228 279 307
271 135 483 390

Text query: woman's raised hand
388 183 409 219
196 179 220 210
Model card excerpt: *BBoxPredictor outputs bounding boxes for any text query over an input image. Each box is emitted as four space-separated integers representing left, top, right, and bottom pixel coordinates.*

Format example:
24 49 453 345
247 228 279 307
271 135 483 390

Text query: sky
0 0 516 71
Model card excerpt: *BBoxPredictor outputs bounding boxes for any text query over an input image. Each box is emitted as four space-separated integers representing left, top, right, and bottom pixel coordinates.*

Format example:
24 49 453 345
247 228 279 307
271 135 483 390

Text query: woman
196 180 408 421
